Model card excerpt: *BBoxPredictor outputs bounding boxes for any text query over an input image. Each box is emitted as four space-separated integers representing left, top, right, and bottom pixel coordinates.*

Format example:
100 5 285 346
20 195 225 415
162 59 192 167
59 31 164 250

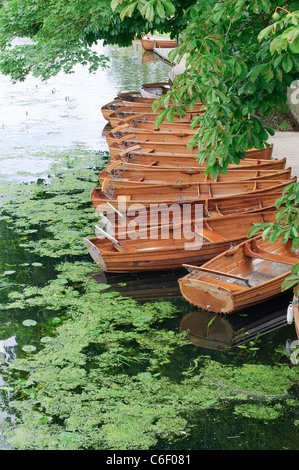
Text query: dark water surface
0 41 298 450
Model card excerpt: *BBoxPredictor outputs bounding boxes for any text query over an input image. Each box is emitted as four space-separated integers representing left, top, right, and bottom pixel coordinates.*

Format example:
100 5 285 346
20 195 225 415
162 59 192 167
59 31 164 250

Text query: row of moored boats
83 81 299 332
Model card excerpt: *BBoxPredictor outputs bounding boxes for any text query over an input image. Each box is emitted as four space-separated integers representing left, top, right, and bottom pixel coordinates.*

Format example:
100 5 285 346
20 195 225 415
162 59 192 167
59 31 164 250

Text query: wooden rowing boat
102 101 204 121
140 84 171 99
83 210 276 272
101 83 172 121
106 127 196 146
178 236 299 313
95 185 287 231
95 188 283 243
91 178 296 209
110 113 201 131
117 82 171 101
111 144 274 163
141 36 178 51
107 136 275 158
110 149 283 171
98 162 291 186
107 108 202 127
107 138 200 157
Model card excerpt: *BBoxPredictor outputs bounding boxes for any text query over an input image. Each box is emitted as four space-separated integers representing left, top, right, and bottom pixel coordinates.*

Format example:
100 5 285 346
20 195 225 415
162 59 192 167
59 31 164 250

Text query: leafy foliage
0 0 192 80
153 1 299 176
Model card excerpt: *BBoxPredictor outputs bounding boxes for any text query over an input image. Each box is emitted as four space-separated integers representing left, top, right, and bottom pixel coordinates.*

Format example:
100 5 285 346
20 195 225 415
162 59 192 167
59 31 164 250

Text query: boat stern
178 276 235 314
83 238 107 271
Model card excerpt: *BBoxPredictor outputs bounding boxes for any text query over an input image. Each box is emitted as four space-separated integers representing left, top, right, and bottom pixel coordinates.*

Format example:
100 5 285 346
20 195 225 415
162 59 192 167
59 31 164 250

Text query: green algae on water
0 150 299 450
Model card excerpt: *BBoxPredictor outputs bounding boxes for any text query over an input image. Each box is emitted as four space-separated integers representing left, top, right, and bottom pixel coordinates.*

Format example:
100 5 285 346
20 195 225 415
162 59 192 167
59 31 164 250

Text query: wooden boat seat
198 276 249 291
119 144 142 156
110 123 130 133
196 228 227 242
244 240 298 265
183 264 249 283
106 160 124 172
121 114 146 123
116 133 137 144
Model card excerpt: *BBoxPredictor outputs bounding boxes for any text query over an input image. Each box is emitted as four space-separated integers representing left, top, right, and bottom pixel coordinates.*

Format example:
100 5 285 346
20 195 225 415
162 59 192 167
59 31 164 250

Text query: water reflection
0 40 171 183
93 268 296 352
180 293 292 353
91 268 184 300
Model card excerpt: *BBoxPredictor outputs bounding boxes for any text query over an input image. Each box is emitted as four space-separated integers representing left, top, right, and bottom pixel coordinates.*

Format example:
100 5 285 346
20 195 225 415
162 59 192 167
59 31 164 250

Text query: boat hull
92 179 296 209
84 236 249 273
141 38 178 51
178 237 299 313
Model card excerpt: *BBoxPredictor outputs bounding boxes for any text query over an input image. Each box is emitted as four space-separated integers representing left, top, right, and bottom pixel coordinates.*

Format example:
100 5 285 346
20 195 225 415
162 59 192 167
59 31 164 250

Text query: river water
0 41 298 450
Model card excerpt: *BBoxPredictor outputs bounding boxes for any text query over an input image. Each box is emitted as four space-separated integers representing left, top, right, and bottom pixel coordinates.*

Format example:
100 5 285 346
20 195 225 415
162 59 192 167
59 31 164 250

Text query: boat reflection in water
179 292 292 353
89 268 184 301
89 269 294 352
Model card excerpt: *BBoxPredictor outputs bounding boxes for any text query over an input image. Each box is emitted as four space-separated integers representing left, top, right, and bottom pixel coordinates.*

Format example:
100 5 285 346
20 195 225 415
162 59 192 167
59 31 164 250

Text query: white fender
287 304 294 324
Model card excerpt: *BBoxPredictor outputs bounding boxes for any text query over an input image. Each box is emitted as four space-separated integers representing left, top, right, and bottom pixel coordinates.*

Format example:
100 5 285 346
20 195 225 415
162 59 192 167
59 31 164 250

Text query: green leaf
282 55 293 73
290 35 299 53
166 106 175 123
258 24 274 43
161 0 175 16
110 0 120 11
154 108 168 128
120 3 137 20
262 225 273 240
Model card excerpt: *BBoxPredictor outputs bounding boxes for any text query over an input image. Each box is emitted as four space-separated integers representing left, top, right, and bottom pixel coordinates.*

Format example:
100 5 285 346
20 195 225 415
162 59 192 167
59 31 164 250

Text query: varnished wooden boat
101 83 172 121
102 101 204 121
117 82 171 101
108 136 275 158
141 36 178 51
91 178 296 209
179 236 299 313
140 84 170 99
108 137 200 157
110 148 283 171
111 144 274 163
106 126 196 146
98 162 291 186
110 118 200 131
95 185 286 232
101 100 122 120
83 210 276 273
107 108 202 127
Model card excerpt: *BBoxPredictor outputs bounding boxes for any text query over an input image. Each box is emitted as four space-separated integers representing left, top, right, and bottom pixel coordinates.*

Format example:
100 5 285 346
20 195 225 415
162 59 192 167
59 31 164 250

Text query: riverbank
269 131 299 177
